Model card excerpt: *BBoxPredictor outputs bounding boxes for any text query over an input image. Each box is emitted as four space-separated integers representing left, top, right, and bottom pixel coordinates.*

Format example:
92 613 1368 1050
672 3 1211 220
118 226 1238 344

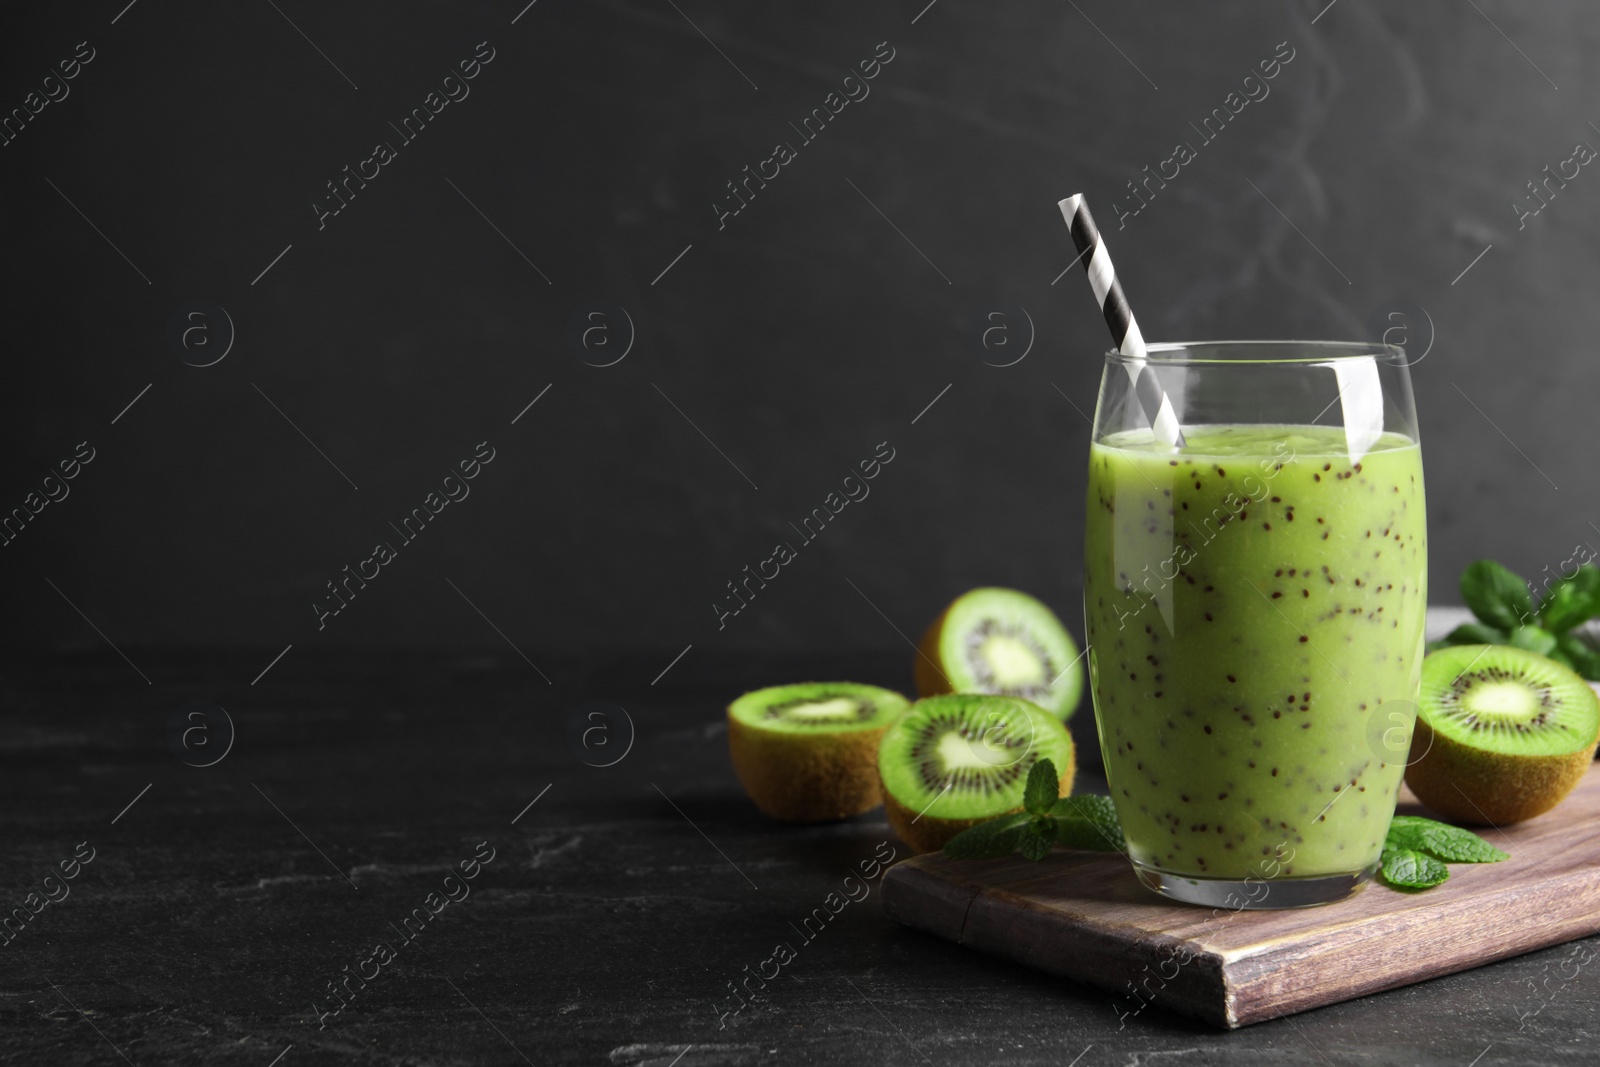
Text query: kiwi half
916 588 1083 720
1406 645 1600 825
877 693 1074 853
728 682 910 822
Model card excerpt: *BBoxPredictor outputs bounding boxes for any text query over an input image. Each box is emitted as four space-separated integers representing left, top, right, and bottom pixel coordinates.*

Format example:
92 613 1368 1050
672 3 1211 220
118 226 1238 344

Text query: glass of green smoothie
1084 341 1426 908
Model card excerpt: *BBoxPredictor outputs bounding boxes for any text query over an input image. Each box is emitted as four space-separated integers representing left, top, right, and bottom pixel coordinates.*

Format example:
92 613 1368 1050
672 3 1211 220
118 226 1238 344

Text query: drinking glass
1083 341 1426 908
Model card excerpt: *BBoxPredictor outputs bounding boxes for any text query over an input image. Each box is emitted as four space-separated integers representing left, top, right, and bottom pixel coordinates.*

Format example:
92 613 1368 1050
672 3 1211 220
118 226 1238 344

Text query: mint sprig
1433 558 1600 679
941 759 1124 860
943 782 1506 894
1378 815 1507 889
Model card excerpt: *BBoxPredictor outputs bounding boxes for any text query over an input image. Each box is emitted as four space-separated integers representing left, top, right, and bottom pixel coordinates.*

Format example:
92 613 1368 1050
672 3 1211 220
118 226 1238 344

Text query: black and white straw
1058 194 1185 448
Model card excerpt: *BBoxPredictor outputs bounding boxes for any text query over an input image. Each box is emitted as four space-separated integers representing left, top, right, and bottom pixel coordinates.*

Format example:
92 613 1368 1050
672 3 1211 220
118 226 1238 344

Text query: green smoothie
1084 424 1427 882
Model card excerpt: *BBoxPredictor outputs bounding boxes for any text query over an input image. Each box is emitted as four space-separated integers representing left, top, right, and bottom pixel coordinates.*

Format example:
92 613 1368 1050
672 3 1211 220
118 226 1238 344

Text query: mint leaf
1383 815 1435 852
1508 624 1559 656
1023 758 1059 816
1386 815 1508 863
1439 621 1509 647
1380 847 1449 890
942 813 1030 860
1555 633 1600 681
1051 795 1127 851
1053 816 1125 852
1461 559 1535 631
1018 816 1056 861
1540 565 1600 634
1050 793 1119 822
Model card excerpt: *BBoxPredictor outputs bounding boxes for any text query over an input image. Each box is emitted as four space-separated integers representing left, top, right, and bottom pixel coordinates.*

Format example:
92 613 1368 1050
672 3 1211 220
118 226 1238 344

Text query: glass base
1131 859 1378 910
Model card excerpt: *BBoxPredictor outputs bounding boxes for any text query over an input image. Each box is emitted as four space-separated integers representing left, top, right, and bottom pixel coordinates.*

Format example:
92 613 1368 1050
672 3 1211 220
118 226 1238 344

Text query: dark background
5 4 1600 1065
2 0 1598 662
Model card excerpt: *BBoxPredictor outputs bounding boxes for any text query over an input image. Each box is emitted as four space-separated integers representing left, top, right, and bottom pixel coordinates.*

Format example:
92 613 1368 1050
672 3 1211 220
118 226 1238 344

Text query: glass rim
1104 339 1406 366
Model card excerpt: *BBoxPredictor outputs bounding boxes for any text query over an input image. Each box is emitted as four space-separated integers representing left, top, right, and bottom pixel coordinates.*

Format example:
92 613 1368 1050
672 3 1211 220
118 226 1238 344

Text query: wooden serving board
881 765 1600 1029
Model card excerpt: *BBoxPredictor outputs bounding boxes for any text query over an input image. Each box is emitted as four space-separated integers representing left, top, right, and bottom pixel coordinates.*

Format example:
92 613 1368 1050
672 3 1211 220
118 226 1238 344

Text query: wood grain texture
881 766 1600 1029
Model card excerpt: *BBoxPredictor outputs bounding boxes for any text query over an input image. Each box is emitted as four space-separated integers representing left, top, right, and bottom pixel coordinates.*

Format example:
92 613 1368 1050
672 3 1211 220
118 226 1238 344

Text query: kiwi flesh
727 682 910 822
877 693 1074 853
1406 645 1600 825
916 588 1083 720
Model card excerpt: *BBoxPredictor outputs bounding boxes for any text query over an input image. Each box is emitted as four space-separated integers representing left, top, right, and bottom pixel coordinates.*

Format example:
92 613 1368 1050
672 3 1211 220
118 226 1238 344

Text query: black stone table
2 648 1594 1066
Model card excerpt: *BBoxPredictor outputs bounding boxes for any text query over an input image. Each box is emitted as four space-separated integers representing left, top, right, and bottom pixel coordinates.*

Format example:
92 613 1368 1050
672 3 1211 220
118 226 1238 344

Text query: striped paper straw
1058 194 1185 448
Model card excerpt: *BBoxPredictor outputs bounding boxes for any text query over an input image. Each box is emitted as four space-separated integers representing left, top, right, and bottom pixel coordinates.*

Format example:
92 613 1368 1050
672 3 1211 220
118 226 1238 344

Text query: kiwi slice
877 693 1074 853
727 682 910 822
1406 645 1600 825
915 588 1083 720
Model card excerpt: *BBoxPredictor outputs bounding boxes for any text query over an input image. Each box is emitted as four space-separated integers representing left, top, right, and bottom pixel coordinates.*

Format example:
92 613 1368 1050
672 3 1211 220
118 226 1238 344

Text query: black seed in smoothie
1180 794 1190 802
1298 636 1309 643
1205 613 1214 621
1323 463 1332 471
1271 768 1279 776
1227 674 1236 683
1275 569 1283 577
1216 467 1226 476
1302 589 1310 598
1271 496 1281 503
1301 722 1312 729
1218 792 1228 800
1273 711 1281 719
1263 522 1272 530
1169 459 1179 466
1313 473 1321 482
1203 725 1212 734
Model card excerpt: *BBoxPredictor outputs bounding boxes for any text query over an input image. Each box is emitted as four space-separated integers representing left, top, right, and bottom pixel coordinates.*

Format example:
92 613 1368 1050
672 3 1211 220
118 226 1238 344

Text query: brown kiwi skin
914 605 955 699
727 715 888 823
1405 718 1599 825
881 760 1074 855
